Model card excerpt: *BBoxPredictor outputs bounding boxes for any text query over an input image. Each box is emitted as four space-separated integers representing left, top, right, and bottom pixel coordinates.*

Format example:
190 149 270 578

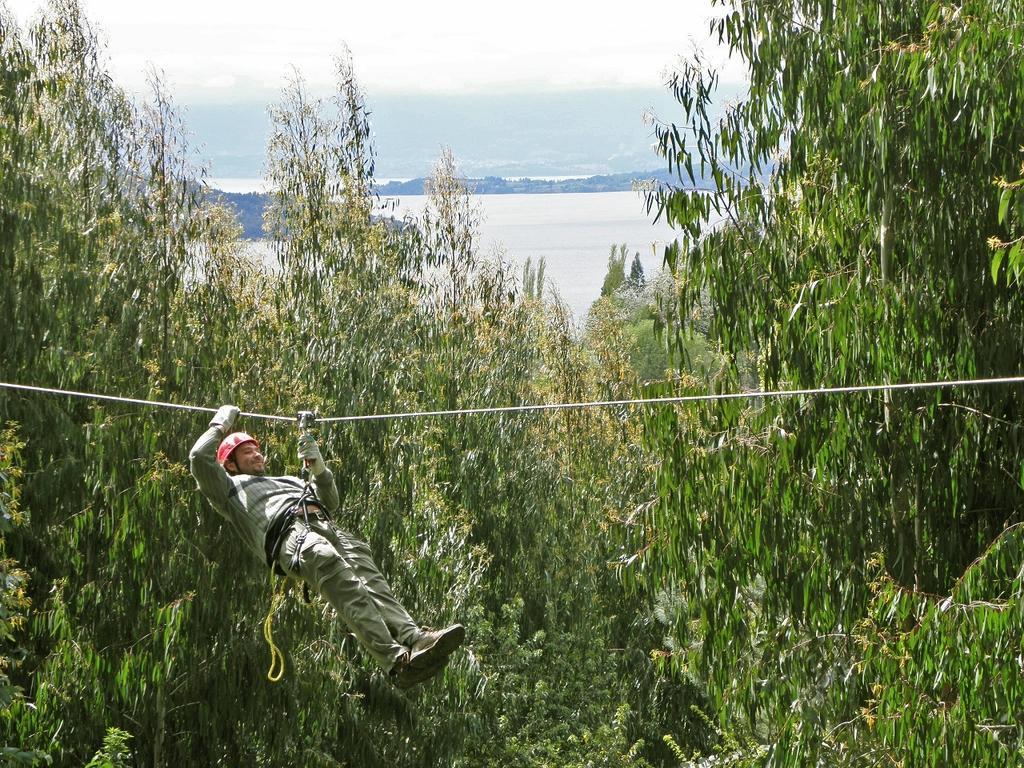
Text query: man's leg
313 522 422 646
278 525 407 671
322 524 465 674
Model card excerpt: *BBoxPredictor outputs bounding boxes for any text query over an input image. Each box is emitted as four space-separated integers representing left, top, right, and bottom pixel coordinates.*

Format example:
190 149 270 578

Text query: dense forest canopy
2 1 1024 767
640 1 1024 765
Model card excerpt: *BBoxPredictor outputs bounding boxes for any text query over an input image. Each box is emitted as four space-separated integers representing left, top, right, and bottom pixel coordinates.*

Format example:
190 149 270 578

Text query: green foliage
586 297 666 383
587 259 722 384
457 599 650 768
628 254 645 290
990 153 1024 283
600 243 630 297
0 428 49 767
0 430 28 699
853 531 1024 765
637 1 1024 765
521 256 546 302
85 728 133 768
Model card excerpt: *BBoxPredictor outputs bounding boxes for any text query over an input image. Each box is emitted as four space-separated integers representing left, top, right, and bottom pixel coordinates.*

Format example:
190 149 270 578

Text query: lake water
388 191 679 319
213 179 684 319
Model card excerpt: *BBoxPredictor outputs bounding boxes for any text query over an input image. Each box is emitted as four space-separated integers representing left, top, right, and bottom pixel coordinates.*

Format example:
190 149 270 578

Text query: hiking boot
408 624 465 670
392 654 446 690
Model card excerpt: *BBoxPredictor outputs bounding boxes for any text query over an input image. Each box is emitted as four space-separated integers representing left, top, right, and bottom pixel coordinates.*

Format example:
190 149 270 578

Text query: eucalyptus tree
634 1 1024 765
0 2 227 763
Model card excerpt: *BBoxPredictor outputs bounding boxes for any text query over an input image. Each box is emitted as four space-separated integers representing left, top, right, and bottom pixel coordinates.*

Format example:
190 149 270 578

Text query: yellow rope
263 571 289 683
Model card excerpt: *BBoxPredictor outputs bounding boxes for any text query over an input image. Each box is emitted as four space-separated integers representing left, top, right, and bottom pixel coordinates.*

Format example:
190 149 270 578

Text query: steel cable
3 375 1024 425
0 381 291 422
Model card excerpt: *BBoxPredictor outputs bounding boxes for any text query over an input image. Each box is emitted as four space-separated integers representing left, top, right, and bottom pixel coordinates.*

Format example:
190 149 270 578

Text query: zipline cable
2 376 1024 424
316 375 1024 423
0 381 292 422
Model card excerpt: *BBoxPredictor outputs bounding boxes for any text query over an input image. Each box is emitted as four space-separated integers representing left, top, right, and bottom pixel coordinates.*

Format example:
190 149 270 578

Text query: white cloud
5 0 742 98
203 74 238 89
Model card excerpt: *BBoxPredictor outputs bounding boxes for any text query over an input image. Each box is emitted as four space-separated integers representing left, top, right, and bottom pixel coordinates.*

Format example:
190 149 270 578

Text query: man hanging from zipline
190 404 464 689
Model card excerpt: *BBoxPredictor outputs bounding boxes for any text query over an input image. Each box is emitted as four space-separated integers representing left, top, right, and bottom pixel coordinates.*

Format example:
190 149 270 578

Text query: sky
5 0 743 100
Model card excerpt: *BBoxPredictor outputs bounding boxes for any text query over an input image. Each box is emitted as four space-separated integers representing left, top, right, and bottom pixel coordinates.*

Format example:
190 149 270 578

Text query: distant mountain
207 190 266 238
207 169 688 239
185 87 741 180
375 169 679 196
366 89 684 179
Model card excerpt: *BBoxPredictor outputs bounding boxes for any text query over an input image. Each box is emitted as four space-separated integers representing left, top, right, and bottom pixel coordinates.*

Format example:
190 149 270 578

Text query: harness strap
262 413 324 683
264 488 327 575
261 481 329 683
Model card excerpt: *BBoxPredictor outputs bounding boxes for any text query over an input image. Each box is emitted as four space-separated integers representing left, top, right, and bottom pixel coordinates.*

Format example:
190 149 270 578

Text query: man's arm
189 405 238 509
299 434 340 513
312 465 340 514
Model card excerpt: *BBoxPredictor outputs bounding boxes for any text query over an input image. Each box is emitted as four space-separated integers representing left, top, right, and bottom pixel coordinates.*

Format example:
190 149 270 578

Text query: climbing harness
261 410 329 682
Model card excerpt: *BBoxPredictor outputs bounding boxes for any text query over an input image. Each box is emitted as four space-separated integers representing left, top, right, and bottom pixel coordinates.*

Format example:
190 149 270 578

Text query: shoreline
207 168 677 197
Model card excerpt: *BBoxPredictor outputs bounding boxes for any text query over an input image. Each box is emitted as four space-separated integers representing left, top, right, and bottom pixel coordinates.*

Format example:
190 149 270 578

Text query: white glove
298 434 326 476
210 404 239 433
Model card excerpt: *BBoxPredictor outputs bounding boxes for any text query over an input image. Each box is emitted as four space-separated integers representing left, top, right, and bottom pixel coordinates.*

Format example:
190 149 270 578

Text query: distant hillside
376 169 678 196
209 170 684 239
185 87 746 179
206 190 266 239
187 89 677 179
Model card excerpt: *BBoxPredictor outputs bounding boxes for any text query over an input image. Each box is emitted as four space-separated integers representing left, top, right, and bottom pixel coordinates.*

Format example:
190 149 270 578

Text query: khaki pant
276 517 420 672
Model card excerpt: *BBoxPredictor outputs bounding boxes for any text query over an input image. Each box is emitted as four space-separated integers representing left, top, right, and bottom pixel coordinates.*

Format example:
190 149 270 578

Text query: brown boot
392 653 446 690
407 624 465 670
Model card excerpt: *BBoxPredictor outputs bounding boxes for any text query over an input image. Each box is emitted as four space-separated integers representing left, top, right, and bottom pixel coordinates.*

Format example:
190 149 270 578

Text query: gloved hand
210 404 239 433
298 433 327 476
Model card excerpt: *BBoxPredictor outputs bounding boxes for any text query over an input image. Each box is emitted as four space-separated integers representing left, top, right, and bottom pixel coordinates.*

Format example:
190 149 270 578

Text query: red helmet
217 432 260 465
